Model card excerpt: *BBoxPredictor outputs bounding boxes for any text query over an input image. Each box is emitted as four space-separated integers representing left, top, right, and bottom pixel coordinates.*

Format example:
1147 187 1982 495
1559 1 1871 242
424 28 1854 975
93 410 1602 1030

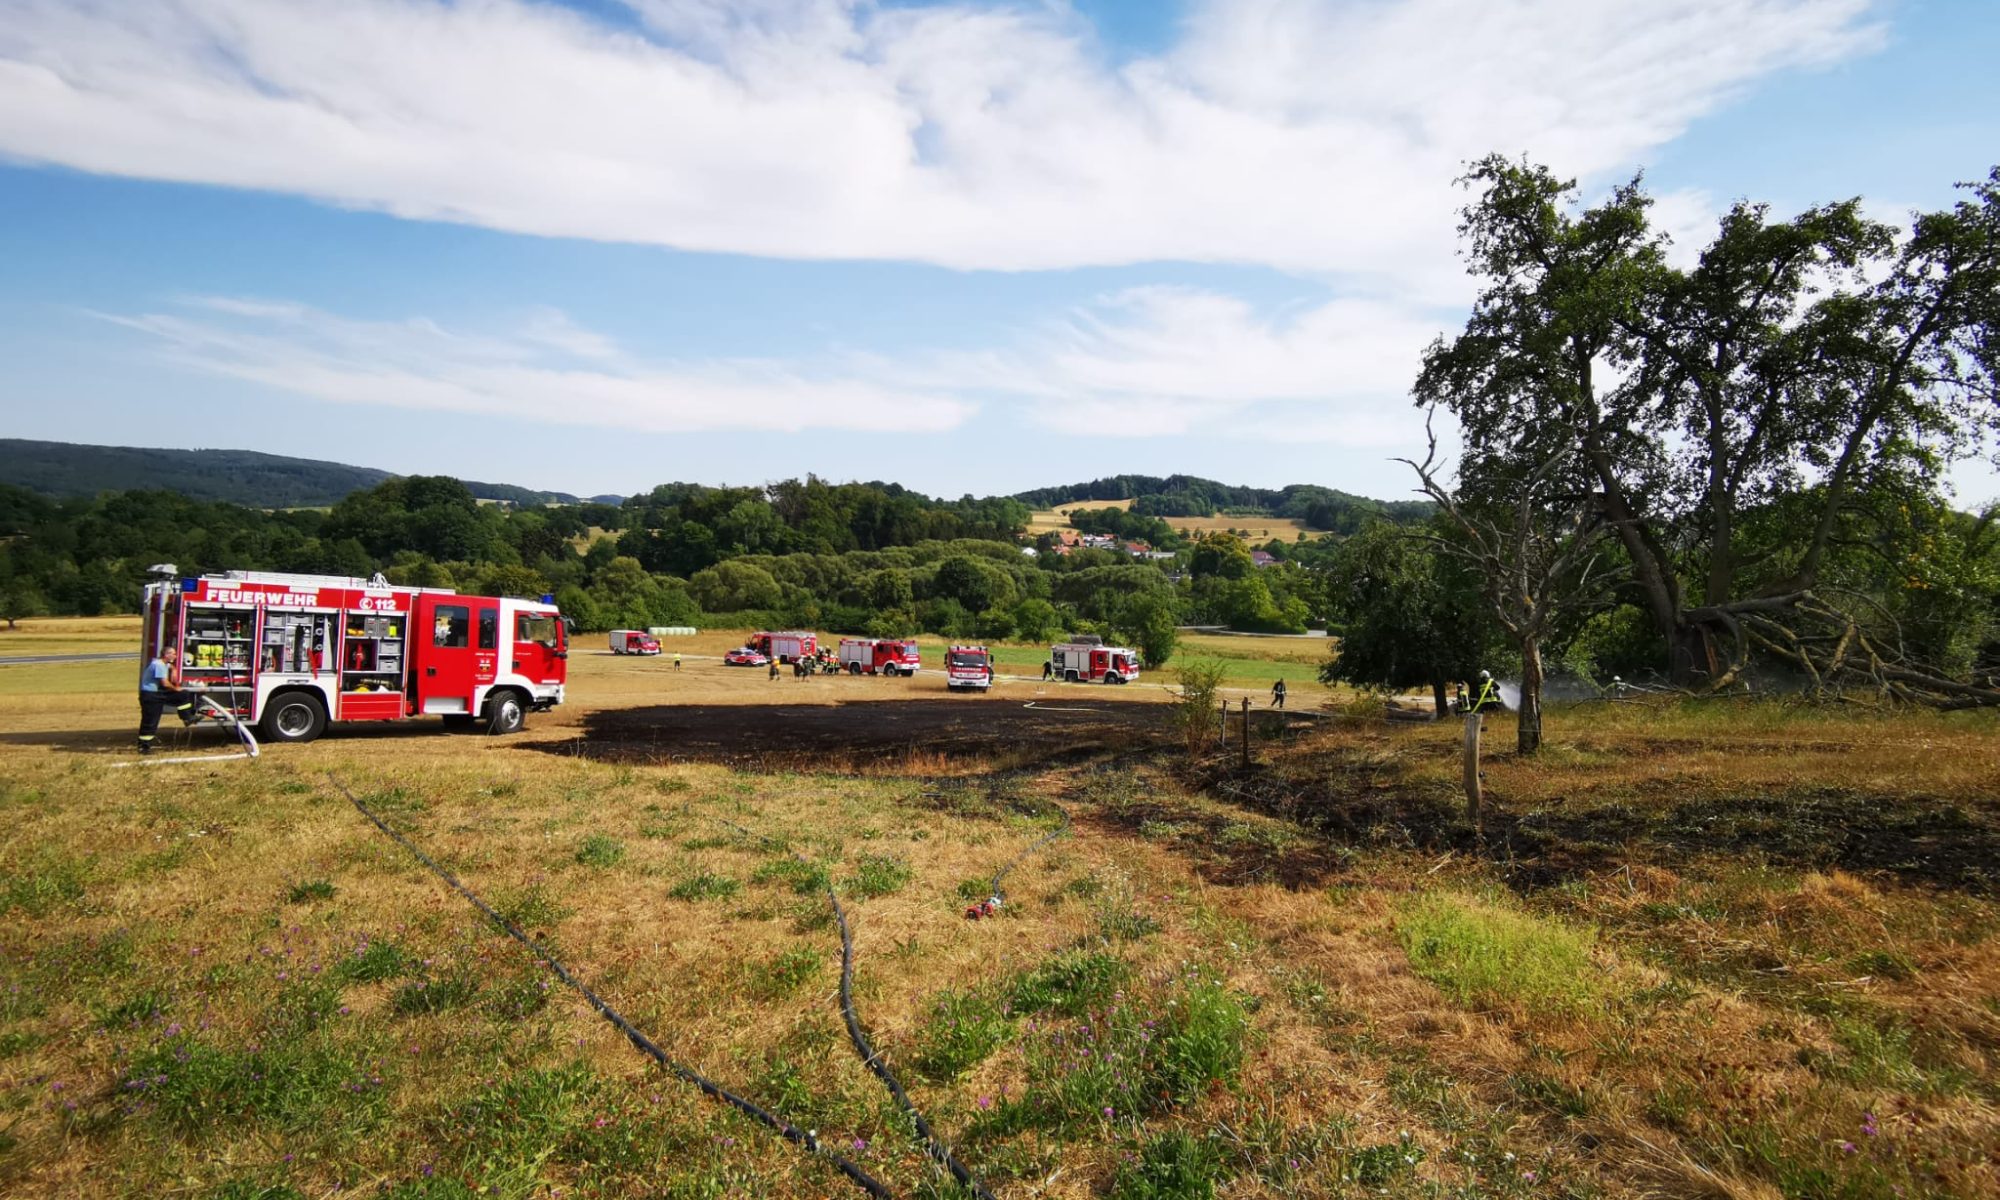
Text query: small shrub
911 988 1010 1081
669 873 741 902
1011 950 1129 1017
747 947 821 999
1110 1128 1228 1200
845 854 912 899
287 879 336 904
575 834 626 869
1397 892 1605 1015
1511 1071 1590 1117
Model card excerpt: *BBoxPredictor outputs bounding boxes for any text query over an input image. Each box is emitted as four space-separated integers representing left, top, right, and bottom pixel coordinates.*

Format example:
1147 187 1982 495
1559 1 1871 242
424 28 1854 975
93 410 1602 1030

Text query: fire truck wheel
847 662 861 675
485 691 528 736
261 692 327 744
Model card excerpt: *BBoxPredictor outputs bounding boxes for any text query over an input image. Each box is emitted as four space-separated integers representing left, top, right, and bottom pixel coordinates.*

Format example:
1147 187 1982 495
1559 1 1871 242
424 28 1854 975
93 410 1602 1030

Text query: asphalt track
0 652 137 665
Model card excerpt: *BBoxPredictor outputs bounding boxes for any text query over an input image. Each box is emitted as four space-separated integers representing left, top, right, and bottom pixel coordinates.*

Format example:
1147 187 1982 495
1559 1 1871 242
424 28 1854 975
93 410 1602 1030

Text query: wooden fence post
1461 710 1484 835
1240 697 1251 769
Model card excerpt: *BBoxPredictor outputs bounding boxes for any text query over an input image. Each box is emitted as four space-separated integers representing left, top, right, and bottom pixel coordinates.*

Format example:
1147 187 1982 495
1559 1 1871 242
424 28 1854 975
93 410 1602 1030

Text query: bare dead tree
1399 415 1618 754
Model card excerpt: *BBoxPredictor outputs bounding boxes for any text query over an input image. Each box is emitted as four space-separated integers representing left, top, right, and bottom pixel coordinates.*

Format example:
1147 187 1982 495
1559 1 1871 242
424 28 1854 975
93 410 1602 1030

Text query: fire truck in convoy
838 637 922 677
609 630 660 655
1050 642 1140 684
945 645 995 691
141 569 567 744
747 631 818 663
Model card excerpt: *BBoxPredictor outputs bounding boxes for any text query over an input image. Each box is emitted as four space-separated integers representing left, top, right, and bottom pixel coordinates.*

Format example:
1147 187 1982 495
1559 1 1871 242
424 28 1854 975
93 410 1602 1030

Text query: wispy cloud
102 285 1461 446
0 0 1883 278
98 298 974 434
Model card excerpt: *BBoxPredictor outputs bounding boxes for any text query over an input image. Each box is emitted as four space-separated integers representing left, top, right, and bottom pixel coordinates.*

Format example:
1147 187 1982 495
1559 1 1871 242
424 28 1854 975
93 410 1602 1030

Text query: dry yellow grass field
2 619 1995 1199
1024 500 1315 543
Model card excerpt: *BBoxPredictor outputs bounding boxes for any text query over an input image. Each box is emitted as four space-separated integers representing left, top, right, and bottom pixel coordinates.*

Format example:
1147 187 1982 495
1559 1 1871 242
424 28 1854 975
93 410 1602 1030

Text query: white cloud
101 284 1451 446
0 0 1883 276
99 298 974 434
897 285 1448 440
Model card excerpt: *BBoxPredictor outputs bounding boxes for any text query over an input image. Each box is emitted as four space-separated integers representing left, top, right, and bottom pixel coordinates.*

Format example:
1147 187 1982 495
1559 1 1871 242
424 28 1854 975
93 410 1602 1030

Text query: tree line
0 474 1338 663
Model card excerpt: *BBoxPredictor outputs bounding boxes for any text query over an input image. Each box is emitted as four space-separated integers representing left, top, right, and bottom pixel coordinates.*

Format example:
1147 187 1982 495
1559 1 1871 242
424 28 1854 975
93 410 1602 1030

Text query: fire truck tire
485 690 528 736
848 662 862 675
261 692 327 744
1108 673 1127 685
1064 670 1079 683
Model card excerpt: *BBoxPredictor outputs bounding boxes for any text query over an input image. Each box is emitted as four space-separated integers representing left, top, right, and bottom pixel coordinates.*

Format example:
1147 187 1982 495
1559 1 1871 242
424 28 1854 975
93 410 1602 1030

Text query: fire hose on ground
327 774 898 1199
709 813 997 1200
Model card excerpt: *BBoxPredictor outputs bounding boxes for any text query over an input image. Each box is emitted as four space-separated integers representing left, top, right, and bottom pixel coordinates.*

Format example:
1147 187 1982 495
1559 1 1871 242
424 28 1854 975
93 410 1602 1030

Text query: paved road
0 652 138 666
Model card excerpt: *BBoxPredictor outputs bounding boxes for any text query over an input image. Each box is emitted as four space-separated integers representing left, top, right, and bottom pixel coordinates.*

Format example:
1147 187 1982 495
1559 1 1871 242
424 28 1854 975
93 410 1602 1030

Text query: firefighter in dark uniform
1271 678 1287 709
137 646 201 754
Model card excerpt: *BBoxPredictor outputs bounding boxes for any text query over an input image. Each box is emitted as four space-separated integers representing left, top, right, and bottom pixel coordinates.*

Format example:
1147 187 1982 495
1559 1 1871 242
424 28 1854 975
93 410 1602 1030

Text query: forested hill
1015 474 1433 533
0 439 603 509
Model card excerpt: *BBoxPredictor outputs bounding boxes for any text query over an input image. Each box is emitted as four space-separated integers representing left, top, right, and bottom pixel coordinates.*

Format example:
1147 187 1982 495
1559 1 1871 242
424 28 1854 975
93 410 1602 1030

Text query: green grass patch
392 970 482 1016
746 947 821 999
122 1033 386 1136
575 833 627 869
845 854 912 898
286 879 336 904
331 937 411 984
911 987 1011 1081
669 872 741 902
2 848 88 916
1010 950 1129 1017
752 857 829 895
1397 892 1608 1015
494 883 572 931
97 986 171 1029
1110 1128 1229 1200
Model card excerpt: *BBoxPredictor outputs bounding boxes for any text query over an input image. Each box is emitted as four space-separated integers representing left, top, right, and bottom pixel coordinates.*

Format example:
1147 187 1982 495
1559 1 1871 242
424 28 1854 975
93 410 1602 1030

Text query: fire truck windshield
516 613 561 647
947 651 987 668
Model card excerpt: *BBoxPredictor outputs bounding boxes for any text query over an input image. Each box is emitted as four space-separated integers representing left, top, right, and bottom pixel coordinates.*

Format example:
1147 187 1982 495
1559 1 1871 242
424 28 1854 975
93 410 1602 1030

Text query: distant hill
0 440 591 509
1015 474 1432 534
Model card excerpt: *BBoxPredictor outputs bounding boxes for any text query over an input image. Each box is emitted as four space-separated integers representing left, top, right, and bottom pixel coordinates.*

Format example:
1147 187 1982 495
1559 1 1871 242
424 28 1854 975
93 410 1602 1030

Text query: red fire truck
945 645 995 691
838 637 921 677
1050 642 1140 684
747 631 818 663
141 569 567 744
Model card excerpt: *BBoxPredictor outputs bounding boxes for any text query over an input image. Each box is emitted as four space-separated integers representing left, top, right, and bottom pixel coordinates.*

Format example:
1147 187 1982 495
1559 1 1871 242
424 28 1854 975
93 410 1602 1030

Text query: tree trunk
1517 637 1544 755
1669 623 1719 687
1432 678 1449 719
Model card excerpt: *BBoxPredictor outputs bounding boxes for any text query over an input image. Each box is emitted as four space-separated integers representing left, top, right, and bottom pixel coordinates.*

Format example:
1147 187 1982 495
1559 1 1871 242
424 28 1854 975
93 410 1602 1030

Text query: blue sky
0 0 1995 502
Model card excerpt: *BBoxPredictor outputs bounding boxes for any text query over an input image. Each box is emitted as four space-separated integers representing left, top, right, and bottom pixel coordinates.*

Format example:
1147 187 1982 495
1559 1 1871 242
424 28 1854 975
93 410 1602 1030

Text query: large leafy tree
1422 157 2000 700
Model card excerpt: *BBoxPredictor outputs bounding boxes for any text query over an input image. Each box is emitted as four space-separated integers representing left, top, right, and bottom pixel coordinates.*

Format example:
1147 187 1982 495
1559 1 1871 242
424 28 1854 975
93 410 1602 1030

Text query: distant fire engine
1050 642 1139 684
945 645 994 691
140 569 567 744
748 630 818 663
838 637 921 677
609 630 660 655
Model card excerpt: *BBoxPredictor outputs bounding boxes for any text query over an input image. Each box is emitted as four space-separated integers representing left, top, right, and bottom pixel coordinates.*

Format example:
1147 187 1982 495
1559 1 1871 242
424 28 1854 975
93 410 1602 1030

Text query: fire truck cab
748 631 818 663
945 645 995 691
1050 642 1139 685
838 637 921 677
141 569 567 744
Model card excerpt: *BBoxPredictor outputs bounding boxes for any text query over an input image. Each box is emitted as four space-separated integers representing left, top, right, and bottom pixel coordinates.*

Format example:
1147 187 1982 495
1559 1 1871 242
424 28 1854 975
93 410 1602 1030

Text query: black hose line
710 815 996 1200
987 802 1070 904
328 775 897 1200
